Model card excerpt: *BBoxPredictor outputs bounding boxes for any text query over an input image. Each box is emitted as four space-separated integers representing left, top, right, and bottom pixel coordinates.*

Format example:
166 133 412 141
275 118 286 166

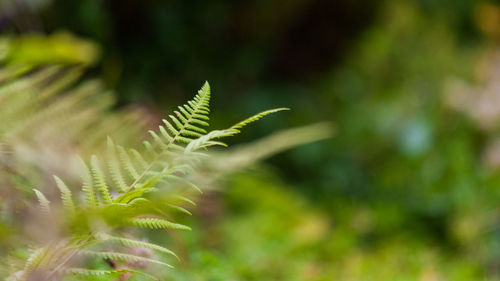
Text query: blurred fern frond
8 80 292 281
0 66 150 184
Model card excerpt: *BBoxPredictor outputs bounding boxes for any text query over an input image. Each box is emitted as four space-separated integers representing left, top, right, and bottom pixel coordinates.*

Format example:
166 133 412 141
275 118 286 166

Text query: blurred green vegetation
5 0 500 279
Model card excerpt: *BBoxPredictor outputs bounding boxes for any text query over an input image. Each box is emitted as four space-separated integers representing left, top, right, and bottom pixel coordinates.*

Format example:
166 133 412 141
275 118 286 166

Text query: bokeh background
4 0 500 279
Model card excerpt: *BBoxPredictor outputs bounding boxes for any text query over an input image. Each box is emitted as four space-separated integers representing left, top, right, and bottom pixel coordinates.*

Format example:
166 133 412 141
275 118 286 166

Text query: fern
22 247 49 274
231 108 290 130
53 175 76 216
127 217 191 231
95 233 179 259
78 156 98 207
90 155 113 204
0 66 148 189
63 268 158 280
78 250 173 268
33 189 51 216
15 81 289 281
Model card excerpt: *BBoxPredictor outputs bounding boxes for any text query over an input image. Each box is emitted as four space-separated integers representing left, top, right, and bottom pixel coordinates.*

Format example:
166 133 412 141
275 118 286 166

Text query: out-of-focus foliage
10 81 286 280
107 1 500 280
0 32 99 66
0 66 148 182
167 173 484 281
4 0 500 280
0 52 329 279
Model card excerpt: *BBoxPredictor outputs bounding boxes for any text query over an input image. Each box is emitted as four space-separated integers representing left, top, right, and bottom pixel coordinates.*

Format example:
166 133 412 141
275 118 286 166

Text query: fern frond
127 197 192 217
231 108 290 130
96 233 179 260
162 203 192 216
115 188 156 204
130 148 148 171
79 250 173 268
33 189 50 215
90 155 113 204
117 145 140 180
64 268 158 280
53 176 75 215
184 129 237 152
149 130 169 150
15 81 296 281
0 66 147 174
175 195 196 206
23 247 48 273
157 81 211 149
163 174 202 193
143 140 158 157
78 156 98 207
214 122 334 172
63 268 121 277
107 137 128 192
127 217 191 230
184 108 289 153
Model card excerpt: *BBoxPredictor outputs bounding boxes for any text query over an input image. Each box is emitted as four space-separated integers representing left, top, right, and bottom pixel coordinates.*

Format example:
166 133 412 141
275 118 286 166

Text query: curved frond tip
33 189 50 215
53 175 75 215
231 108 290 130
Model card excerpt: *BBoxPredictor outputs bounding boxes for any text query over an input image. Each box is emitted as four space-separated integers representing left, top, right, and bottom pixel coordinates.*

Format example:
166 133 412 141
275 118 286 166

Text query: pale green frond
63 268 121 277
143 140 158 157
185 108 289 153
53 176 75 215
133 170 171 190
185 129 238 152
90 155 113 204
231 108 290 130
156 81 211 149
33 189 50 215
63 268 158 280
214 122 334 172
23 247 49 274
107 137 128 192
164 203 192 216
79 250 174 268
11 81 300 280
163 174 202 193
77 156 97 207
129 148 148 171
149 130 169 150
127 217 191 230
115 188 155 204
117 145 140 180
95 233 179 260
175 195 196 206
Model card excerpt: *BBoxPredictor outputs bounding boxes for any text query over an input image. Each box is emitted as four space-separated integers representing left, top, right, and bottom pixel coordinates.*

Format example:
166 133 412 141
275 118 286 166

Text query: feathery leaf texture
78 156 98 207
20 81 287 281
23 247 48 274
53 175 75 215
127 217 191 231
0 66 148 179
33 189 50 215
90 155 113 204
96 233 179 260
79 250 173 268
63 268 158 280
231 108 290 130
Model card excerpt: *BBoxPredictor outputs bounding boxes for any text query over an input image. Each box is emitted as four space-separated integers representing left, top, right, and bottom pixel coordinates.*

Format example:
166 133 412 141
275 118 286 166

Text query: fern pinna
9 82 287 281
